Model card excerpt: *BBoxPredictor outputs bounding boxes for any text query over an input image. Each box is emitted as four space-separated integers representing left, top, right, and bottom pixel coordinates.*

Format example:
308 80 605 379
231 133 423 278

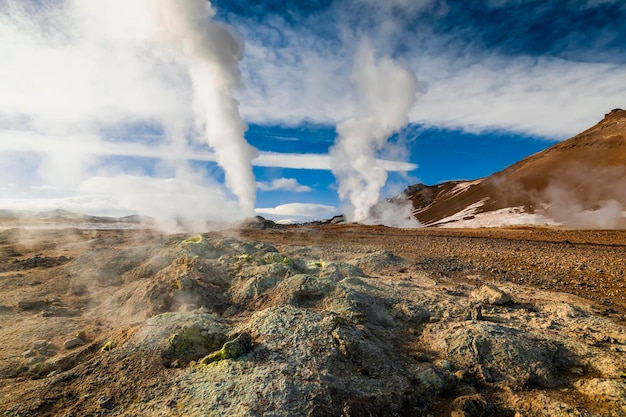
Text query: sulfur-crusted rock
180 235 223 259
199 332 252 365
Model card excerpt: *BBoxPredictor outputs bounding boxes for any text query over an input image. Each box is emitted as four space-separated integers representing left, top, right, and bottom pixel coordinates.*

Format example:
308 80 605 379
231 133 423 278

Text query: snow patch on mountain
437 206 560 228
448 179 483 197
427 198 489 226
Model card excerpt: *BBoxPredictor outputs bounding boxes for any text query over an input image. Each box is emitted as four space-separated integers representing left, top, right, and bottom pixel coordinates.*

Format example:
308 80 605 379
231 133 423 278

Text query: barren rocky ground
0 222 625 416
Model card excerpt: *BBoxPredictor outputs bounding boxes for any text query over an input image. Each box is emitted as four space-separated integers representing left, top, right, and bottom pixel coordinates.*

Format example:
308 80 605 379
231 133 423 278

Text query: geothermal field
0 220 625 416
2 1 626 416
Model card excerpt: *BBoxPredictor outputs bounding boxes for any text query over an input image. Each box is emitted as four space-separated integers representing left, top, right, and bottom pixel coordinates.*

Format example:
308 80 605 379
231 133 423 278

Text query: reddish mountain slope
406 109 626 228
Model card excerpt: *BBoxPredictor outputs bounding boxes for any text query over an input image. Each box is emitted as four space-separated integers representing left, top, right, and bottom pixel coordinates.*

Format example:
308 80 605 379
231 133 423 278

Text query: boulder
423 322 564 388
471 283 512 306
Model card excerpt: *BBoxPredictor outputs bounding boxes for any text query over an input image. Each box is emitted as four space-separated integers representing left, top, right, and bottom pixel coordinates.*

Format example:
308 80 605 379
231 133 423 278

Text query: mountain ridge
405 109 626 228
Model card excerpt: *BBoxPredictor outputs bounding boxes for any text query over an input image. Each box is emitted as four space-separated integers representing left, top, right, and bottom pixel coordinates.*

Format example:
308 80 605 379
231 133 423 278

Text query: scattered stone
567 366 585 376
63 337 84 350
439 360 454 372
353 250 407 272
474 364 496 384
390 302 431 324
27 355 45 365
575 378 626 405
413 363 453 395
451 394 494 417
471 283 512 306
22 350 36 358
98 395 115 410
32 340 48 350
424 322 562 387
17 300 46 311
464 303 483 321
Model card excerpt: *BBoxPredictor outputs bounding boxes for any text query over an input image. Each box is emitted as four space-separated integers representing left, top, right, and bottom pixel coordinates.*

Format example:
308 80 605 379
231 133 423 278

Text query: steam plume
542 164 626 229
163 0 257 213
90 0 257 214
1 0 256 219
330 42 418 225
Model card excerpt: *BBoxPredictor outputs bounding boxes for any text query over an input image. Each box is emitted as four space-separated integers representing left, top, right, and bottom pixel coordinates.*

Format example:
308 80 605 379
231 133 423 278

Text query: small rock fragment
567 366 584 376
18 300 46 311
32 340 48 350
464 303 483 321
22 350 36 358
471 283 512 306
451 394 494 417
64 337 84 350
99 395 115 410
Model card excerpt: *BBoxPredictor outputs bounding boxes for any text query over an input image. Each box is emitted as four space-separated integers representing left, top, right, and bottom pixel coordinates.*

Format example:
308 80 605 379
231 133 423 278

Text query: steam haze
330 42 418 226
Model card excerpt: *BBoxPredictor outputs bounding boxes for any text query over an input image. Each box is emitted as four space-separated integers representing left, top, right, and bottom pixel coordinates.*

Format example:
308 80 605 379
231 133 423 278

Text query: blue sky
1 0 625 224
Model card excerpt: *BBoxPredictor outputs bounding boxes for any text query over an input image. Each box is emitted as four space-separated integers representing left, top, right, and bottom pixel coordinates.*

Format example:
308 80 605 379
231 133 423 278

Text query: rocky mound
0 228 625 416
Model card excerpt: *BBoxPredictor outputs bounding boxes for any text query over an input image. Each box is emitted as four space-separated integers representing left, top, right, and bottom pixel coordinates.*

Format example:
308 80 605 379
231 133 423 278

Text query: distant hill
405 109 626 228
0 209 154 228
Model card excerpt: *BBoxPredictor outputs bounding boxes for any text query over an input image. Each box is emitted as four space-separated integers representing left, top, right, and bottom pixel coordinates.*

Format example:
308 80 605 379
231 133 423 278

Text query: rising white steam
162 0 257 213
330 42 419 226
0 0 256 219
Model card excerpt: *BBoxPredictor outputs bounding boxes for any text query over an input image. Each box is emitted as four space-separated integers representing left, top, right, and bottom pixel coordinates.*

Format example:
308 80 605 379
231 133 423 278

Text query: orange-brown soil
243 224 626 321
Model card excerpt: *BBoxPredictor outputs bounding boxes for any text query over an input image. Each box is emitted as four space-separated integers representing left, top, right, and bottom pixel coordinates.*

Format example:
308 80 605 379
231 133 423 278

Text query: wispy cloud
225 0 626 138
410 56 626 138
0 130 417 172
256 178 312 192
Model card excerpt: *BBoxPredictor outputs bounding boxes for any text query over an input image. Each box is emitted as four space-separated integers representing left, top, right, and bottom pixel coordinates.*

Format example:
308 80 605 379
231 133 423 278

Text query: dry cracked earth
0 222 625 416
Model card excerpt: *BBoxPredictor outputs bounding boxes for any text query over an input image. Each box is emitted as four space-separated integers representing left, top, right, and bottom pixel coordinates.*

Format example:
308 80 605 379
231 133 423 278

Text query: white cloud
229 4 626 140
255 203 337 218
409 55 626 138
0 130 418 172
257 178 312 192
253 151 417 171
237 42 626 138
0 1 192 132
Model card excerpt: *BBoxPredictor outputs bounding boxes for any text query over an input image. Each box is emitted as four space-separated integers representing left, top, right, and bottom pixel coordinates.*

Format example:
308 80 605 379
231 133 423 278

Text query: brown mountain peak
406 109 626 228
603 108 625 120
